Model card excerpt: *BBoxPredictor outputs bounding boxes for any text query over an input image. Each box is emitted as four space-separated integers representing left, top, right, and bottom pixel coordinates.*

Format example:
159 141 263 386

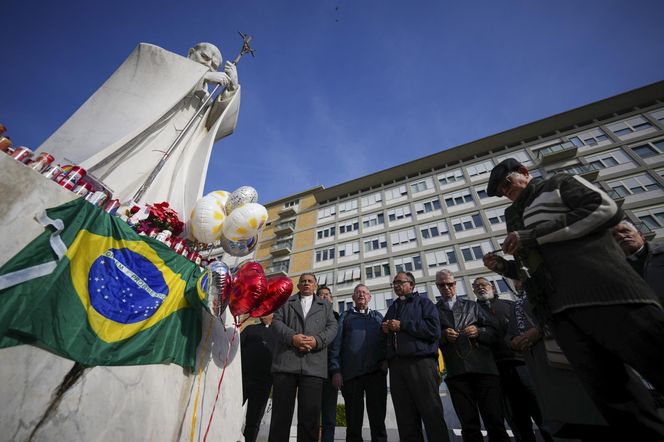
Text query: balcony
265 264 289 277
278 205 298 218
536 141 578 165
550 163 601 182
605 189 625 208
271 241 292 257
274 220 295 236
634 221 656 241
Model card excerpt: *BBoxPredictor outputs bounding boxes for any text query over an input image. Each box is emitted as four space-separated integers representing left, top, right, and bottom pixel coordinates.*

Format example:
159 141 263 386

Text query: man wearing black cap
482 158 664 440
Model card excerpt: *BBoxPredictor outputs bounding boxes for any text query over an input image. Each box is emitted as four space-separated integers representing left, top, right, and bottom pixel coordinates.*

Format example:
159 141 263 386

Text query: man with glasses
482 158 664 440
329 284 388 442
382 271 450 442
435 270 509 442
269 273 338 442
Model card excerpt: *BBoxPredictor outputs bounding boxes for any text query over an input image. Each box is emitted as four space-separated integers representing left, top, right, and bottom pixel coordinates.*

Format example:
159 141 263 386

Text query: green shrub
335 403 347 426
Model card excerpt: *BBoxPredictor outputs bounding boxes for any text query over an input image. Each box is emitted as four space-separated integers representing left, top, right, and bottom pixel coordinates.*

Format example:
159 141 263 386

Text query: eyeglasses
391 280 411 287
498 171 519 195
472 282 492 289
436 282 456 288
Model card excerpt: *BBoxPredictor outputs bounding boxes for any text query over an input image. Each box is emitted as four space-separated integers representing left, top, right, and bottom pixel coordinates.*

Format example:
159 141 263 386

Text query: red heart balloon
250 276 294 318
229 262 267 316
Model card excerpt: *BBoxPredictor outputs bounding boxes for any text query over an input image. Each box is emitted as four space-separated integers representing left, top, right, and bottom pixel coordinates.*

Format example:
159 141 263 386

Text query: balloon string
189 318 216 442
202 321 240 441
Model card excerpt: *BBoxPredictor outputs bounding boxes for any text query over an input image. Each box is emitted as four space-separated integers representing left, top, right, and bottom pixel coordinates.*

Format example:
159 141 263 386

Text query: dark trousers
341 371 388 442
321 377 338 442
268 373 323 442
389 356 449 442
445 373 510 442
243 378 273 442
551 303 664 441
497 362 553 442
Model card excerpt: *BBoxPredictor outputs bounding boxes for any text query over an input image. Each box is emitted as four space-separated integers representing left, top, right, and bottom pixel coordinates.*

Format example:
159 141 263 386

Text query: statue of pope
38 42 241 217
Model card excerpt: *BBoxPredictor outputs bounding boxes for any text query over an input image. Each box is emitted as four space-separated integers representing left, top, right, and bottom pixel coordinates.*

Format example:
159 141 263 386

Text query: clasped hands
292 334 317 353
444 325 479 343
510 328 541 352
381 319 400 333
204 61 239 90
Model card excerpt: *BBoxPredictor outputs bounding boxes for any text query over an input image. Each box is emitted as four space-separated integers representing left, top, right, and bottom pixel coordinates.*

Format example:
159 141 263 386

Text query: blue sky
3 0 664 205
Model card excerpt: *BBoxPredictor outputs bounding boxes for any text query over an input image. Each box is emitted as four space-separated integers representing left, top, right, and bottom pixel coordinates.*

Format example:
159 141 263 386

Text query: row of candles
1 124 214 268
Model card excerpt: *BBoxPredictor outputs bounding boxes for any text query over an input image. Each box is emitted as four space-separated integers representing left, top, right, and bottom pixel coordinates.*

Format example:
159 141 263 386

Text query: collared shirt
446 296 457 311
353 307 368 314
300 294 313 318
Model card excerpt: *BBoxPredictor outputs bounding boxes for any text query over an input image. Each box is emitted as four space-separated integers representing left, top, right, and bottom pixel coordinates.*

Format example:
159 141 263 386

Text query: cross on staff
131 32 255 204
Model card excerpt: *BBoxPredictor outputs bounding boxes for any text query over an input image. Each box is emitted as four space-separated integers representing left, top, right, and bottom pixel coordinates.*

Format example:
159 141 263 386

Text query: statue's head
188 42 222 72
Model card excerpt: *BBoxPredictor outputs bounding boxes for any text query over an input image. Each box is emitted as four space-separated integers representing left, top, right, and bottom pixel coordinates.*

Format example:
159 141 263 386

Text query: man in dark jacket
473 277 552 442
483 158 664 440
329 284 387 442
268 273 338 442
241 314 277 442
612 220 664 305
383 271 450 442
318 285 340 442
436 270 509 442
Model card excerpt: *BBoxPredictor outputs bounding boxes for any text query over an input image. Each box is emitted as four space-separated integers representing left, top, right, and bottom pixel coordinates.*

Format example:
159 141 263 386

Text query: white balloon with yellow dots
221 202 268 241
207 190 231 208
188 194 227 244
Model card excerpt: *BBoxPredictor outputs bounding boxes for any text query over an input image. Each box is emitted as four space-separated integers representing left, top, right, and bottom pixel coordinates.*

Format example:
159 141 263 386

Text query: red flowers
136 201 184 236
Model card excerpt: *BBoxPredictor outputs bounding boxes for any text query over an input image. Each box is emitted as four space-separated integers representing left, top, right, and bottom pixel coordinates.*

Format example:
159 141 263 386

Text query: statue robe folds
39 43 241 217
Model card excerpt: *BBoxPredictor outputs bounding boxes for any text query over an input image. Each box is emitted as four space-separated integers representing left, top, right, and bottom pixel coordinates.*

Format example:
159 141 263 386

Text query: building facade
255 81 664 316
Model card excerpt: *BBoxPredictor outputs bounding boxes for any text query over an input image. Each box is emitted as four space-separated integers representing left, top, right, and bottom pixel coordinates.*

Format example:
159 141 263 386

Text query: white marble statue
39 42 241 217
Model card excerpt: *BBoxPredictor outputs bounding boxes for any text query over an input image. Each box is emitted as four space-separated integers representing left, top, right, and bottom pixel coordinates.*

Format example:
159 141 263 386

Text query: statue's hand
204 71 231 88
223 61 239 90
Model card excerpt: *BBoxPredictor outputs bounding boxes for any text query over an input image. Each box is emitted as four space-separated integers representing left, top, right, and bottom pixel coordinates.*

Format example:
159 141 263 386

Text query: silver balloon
220 234 259 257
225 186 258 214
207 260 232 317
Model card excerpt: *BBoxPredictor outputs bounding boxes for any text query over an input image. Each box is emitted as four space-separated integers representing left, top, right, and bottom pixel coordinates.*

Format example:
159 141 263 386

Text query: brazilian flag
0 198 208 368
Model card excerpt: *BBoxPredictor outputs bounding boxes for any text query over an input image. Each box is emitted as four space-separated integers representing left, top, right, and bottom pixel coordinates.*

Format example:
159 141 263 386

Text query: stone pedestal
0 154 244 441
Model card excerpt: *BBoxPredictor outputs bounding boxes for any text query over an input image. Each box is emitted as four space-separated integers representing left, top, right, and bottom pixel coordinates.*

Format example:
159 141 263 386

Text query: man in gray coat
268 273 338 442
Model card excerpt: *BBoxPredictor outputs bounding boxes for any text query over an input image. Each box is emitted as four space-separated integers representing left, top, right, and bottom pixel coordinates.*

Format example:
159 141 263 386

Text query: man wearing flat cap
482 158 664 440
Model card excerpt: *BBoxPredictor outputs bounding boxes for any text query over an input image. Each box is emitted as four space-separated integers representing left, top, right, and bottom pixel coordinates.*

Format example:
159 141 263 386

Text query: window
420 220 450 239
387 205 412 222
444 189 473 207
437 168 465 187
268 258 290 274
414 198 442 214
338 241 360 258
284 199 299 208
410 177 434 194
338 218 359 235
316 225 336 240
634 205 664 230
384 184 408 201
475 187 490 200
318 205 336 220
338 199 358 214
459 241 493 263
274 239 292 250
394 255 423 273
451 212 484 233
650 107 664 123
369 290 392 312
425 248 458 268
361 191 382 207
317 270 335 286
336 267 361 284
466 159 494 178
364 235 388 252
585 148 631 169
362 212 385 229
608 174 661 197
567 128 611 148
365 261 390 279
631 139 664 159
484 207 507 225
495 150 534 167
315 246 335 263
607 116 654 138
390 227 417 246
656 168 664 180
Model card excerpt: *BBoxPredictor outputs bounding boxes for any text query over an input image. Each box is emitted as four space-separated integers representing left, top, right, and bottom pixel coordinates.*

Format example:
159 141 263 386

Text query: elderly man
268 274 338 442
612 220 664 305
482 158 664 439
317 285 340 442
383 271 449 442
329 284 387 442
435 270 509 442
